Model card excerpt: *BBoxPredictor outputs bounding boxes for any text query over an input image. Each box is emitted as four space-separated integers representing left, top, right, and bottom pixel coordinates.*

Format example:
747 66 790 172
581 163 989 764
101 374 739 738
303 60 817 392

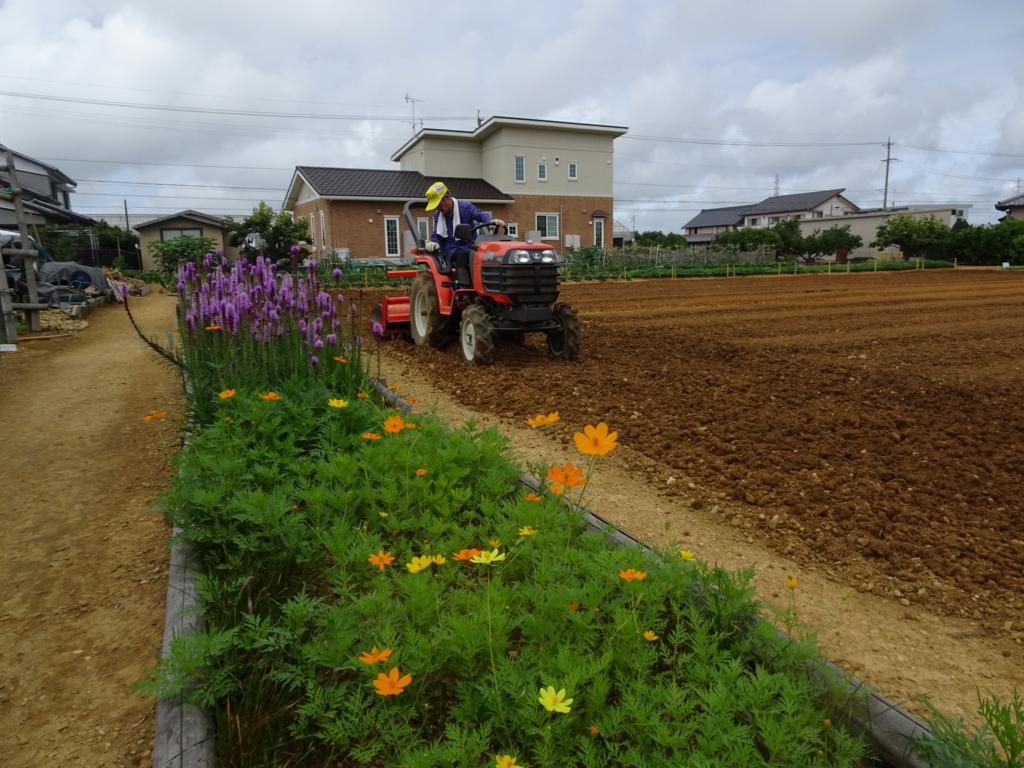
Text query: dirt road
0 291 181 768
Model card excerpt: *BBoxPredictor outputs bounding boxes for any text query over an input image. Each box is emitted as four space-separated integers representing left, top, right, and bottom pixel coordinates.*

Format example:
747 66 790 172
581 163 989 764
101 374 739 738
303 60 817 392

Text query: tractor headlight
540 249 558 263
508 250 532 264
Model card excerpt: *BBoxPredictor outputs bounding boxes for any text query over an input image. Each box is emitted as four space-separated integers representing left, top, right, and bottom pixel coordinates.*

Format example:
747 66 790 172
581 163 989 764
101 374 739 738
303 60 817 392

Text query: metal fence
563 246 776 268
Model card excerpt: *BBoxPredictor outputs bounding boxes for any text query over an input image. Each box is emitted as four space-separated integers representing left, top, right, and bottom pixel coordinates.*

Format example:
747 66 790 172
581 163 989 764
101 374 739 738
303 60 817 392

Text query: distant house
283 116 628 261
136 210 238 271
996 193 1024 221
741 189 859 227
683 205 752 245
0 142 95 228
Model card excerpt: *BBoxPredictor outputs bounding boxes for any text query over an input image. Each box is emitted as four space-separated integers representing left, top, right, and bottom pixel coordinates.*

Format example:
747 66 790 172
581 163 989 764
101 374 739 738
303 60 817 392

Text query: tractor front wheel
460 305 495 366
546 303 582 360
409 271 448 347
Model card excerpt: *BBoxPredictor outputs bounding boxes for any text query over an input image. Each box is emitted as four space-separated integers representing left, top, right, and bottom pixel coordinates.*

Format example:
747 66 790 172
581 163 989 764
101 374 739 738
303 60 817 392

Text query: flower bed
138 255 873 767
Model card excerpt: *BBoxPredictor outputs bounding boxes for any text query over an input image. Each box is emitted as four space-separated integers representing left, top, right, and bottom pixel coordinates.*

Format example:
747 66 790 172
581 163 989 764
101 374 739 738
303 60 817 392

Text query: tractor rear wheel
546 303 582 360
409 272 448 347
460 305 495 366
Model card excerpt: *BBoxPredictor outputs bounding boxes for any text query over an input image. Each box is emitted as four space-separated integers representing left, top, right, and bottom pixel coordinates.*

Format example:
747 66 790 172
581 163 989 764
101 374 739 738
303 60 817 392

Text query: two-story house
282 116 628 261
740 189 859 228
0 142 95 228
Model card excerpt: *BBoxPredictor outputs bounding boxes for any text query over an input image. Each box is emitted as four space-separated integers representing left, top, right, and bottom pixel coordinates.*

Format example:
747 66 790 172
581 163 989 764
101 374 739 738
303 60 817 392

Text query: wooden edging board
152 378 934 768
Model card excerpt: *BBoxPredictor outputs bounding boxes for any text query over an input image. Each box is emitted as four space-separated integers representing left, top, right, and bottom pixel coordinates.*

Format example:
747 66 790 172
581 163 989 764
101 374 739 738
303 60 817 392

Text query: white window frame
506 223 518 237
514 156 525 183
160 228 202 240
813 211 824 218
769 216 780 224
594 219 604 248
568 162 578 181
319 210 327 248
384 216 400 258
748 217 760 226
417 218 430 243
309 212 317 250
535 213 559 240
537 163 547 181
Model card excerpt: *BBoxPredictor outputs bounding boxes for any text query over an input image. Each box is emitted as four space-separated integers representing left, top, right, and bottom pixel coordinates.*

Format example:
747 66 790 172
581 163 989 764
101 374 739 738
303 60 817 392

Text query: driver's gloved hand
423 242 440 254
490 219 506 229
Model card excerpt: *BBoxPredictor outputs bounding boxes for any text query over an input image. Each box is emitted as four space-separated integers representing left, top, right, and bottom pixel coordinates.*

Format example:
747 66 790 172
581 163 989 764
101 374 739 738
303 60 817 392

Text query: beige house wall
402 137 482 178
480 126 614 197
797 207 968 261
138 215 237 271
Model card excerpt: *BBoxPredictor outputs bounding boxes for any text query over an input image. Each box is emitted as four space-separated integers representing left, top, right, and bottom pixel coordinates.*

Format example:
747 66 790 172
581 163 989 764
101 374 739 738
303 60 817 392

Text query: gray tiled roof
296 167 512 201
997 193 1024 208
744 189 850 216
683 204 753 229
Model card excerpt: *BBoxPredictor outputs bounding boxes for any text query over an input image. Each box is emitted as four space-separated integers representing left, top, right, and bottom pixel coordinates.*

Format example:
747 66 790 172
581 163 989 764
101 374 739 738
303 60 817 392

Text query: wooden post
0 255 16 343
2 150 41 333
874 260 877 272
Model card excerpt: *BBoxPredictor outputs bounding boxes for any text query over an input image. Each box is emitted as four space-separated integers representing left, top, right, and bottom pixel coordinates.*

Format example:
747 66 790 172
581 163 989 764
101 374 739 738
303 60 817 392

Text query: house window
536 214 558 239
537 163 547 181
309 212 317 249
769 216 780 224
514 156 525 182
506 223 518 237
748 217 760 226
384 217 400 257
320 210 327 248
813 211 824 218
594 219 604 248
405 160 411 171
161 228 202 240
417 218 430 243
568 162 578 180
798 214 806 220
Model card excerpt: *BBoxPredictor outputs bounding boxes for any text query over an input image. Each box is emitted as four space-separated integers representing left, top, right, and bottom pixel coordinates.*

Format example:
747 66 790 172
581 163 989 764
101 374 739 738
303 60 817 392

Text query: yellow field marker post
873 260 877 272
777 262 781 275
828 262 832 275
954 258 957 269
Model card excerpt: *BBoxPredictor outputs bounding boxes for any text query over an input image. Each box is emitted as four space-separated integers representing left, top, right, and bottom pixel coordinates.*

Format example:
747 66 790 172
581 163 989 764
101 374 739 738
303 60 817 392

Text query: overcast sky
3 0 1023 232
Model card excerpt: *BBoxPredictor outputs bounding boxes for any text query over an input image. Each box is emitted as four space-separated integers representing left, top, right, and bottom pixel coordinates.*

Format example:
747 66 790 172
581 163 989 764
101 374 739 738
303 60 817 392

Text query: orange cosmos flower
142 410 168 421
452 548 483 561
218 389 237 399
547 462 586 494
619 568 647 582
334 356 348 362
383 415 405 433
260 392 282 400
589 725 599 737
357 392 368 398
372 666 412 696
368 550 395 570
224 417 231 422
358 646 393 664
406 397 420 405
574 422 618 456
569 601 580 612
415 468 428 476
205 324 221 330
362 433 382 440
525 492 543 502
387 384 400 390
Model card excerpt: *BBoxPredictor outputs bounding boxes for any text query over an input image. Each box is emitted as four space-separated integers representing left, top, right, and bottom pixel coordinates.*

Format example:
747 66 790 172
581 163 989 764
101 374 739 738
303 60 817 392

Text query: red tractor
372 200 582 366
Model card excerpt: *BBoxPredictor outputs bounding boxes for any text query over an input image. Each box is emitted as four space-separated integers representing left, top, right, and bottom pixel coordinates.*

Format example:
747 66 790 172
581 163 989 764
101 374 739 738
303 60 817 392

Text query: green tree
634 230 688 249
225 202 310 264
871 214 951 261
37 222 139 260
148 234 218 273
712 226 782 253
805 225 864 262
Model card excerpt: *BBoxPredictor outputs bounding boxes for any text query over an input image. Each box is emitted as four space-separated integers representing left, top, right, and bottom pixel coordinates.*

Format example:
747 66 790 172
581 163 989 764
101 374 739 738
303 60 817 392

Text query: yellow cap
425 181 448 211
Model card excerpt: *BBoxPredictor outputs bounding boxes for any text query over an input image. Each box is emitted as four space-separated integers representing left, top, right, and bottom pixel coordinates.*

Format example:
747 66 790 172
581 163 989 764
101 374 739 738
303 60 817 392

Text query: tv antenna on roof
404 94 423 133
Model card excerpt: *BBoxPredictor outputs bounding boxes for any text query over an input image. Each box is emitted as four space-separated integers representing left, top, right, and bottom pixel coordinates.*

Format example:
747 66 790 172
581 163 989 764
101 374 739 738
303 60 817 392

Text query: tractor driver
422 181 505 288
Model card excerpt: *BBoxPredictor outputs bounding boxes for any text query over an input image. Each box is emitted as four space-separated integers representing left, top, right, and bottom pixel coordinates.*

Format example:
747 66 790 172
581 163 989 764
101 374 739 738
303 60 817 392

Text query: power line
0 89 475 122
622 134 880 148
76 178 286 191
41 157 295 171
74 192 273 201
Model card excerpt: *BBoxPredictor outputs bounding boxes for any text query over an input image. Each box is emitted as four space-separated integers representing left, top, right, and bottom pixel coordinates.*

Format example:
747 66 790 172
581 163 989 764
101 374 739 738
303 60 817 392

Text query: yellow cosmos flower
327 398 349 408
538 686 573 713
643 630 659 641
406 556 433 573
471 549 506 565
574 422 619 456
218 389 236 399
495 756 524 768
488 539 501 548
431 554 447 565
680 550 695 561
518 526 538 536
787 575 798 590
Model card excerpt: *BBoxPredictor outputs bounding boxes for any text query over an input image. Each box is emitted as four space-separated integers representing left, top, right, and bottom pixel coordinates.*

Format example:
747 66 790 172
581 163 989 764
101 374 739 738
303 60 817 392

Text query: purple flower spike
120 284 129 298
314 338 324 349
332 268 342 279
290 245 301 254
216 249 223 256
326 333 337 345
372 321 383 337
310 355 319 365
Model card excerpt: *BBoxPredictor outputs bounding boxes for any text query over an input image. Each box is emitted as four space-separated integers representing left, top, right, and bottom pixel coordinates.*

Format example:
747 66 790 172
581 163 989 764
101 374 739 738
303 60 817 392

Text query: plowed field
380 268 1024 634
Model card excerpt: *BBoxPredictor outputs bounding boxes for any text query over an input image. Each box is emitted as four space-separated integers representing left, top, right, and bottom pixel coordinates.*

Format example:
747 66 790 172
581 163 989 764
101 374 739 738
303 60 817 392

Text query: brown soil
0 291 181 768
370 268 1024 727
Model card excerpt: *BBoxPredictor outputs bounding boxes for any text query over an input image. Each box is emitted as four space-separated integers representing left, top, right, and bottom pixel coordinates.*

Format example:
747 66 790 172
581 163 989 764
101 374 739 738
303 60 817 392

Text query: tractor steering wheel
471 221 508 236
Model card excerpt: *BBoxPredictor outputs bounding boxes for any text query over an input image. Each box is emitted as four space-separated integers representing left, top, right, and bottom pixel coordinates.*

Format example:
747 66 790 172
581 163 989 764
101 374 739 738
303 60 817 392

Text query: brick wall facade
293 194 614 261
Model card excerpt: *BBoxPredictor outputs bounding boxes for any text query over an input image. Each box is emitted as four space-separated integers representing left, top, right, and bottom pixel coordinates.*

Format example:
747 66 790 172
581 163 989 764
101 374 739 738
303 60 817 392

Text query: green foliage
801 225 864 263
37 221 139 261
871 214 952 261
908 688 1024 768
634 230 688 249
563 245 606 268
225 202 310 265
713 226 783 254
950 218 1024 266
149 234 218 273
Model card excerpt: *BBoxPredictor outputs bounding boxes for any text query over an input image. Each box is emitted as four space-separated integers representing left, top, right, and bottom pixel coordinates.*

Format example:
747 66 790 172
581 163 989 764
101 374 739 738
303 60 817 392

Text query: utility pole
882 138 893 210
124 199 130 231
773 174 780 196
